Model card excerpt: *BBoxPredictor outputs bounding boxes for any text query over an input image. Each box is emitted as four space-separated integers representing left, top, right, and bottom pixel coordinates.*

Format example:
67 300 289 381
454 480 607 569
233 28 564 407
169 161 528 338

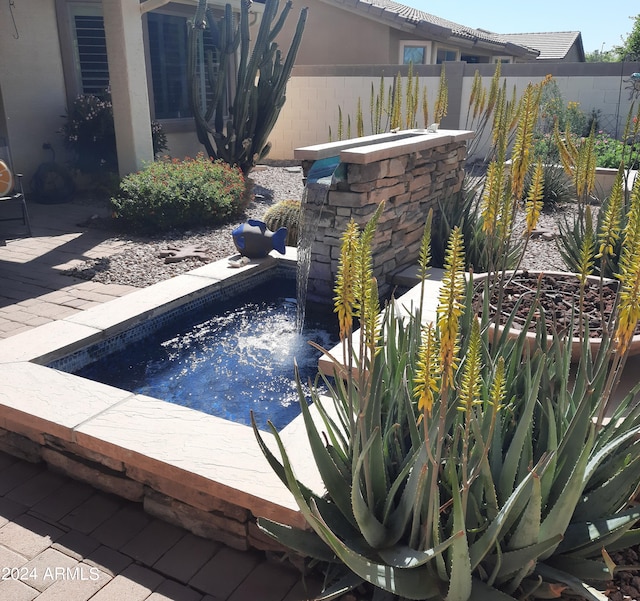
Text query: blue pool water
73 278 338 430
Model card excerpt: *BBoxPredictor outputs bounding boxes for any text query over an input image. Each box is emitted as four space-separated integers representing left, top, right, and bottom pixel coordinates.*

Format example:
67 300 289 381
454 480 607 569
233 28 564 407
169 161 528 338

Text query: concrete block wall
270 61 640 161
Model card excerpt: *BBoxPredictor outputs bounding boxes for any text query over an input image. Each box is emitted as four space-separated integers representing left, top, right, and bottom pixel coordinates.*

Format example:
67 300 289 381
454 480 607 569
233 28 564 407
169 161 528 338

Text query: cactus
262 199 300 245
187 0 307 176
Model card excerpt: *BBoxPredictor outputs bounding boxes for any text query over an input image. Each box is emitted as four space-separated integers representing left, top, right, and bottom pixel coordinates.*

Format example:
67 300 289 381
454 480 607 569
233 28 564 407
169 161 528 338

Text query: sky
407 0 636 54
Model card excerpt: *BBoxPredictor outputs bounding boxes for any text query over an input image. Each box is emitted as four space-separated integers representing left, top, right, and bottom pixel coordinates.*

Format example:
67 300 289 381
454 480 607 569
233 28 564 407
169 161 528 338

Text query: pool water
73 279 338 430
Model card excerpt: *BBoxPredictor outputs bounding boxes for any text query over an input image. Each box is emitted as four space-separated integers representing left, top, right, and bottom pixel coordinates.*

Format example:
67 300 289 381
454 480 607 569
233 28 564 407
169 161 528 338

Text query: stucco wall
275 0 394 65
0 0 68 182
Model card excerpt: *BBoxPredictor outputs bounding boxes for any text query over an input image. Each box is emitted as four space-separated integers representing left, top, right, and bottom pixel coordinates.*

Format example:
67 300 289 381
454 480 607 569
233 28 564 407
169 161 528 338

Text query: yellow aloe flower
481 161 504 237
525 162 545 235
418 209 433 282
435 65 448 123
578 206 596 285
511 82 543 201
458 318 482 414
437 227 466 389
489 356 506 411
614 177 640 354
414 324 438 416
333 220 359 340
597 165 625 260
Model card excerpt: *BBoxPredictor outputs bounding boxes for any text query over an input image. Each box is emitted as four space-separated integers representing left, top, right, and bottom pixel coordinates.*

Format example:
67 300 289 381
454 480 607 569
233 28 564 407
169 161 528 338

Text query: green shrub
262 199 301 246
593 130 640 169
110 155 246 233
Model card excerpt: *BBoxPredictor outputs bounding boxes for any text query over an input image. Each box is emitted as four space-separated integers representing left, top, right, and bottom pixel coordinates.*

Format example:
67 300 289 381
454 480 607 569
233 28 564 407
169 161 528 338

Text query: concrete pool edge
0 250 328 552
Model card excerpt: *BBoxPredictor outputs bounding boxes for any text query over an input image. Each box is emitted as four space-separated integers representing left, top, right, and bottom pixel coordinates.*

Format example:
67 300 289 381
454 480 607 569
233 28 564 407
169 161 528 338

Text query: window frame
435 46 459 64
399 40 431 65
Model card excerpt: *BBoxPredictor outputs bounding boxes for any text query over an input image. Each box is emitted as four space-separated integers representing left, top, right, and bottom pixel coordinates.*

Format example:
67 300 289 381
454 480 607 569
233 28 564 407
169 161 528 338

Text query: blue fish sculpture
232 219 287 258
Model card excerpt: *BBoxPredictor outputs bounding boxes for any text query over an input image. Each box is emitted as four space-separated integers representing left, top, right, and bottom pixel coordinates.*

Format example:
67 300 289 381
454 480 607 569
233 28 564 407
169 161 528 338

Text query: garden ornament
232 219 287 258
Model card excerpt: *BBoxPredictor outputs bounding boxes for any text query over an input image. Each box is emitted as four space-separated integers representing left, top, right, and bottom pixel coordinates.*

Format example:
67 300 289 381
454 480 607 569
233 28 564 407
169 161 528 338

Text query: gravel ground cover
64 165 573 286
64 165 305 286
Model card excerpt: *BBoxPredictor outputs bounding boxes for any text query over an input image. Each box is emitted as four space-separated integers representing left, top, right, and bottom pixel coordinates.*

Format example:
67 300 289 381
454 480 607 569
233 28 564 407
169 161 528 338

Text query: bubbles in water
75 281 338 431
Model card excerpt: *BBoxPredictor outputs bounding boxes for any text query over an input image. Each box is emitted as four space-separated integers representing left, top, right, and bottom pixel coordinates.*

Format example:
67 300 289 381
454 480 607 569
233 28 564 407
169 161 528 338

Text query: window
403 46 425 65
436 48 458 64
493 56 512 64
460 54 489 64
61 2 221 121
400 41 431 65
147 13 192 119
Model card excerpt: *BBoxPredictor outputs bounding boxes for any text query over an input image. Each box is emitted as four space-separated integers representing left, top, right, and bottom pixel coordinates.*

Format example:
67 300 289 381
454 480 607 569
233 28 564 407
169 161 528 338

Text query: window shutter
73 15 110 96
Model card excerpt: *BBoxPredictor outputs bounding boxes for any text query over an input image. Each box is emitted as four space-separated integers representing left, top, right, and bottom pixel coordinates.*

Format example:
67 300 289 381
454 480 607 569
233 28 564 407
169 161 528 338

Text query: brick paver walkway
0 201 137 339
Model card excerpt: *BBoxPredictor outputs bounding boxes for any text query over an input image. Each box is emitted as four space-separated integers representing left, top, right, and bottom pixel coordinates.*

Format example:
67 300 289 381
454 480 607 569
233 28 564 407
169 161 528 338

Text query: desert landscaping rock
63 166 582 288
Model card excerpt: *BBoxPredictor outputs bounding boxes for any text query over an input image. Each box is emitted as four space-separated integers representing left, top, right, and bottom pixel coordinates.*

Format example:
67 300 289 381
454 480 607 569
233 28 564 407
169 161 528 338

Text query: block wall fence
268 61 640 161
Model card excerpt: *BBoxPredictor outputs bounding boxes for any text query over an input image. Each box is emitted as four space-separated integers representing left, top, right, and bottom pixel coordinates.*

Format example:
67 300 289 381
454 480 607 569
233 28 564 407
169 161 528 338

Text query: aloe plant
557 101 640 277
333 64 447 140
253 188 640 599
248 60 640 601
252 89 640 600
187 0 307 175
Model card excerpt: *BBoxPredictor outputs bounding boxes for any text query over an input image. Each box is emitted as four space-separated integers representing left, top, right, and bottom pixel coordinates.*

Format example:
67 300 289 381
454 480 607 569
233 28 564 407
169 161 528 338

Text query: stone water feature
294 129 475 306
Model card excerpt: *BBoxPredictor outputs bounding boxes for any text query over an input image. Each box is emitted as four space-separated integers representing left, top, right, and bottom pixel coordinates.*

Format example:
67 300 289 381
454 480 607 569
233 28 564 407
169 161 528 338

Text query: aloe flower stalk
333 219 359 341
434 65 448 124
614 176 640 355
577 206 596 286
597 165 625 263
525 162 545 235
421 86 429 129
511 83 543 201
466 70 483 127
390 72 402 130
413 323 438 416
437 227 465 389
458 317 483 512
418 209 433 311
480 161 504 238
355 203 384 356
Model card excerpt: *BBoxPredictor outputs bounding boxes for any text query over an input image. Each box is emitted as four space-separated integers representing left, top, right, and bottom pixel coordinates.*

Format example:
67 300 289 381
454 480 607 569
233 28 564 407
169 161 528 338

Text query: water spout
296 156 342 330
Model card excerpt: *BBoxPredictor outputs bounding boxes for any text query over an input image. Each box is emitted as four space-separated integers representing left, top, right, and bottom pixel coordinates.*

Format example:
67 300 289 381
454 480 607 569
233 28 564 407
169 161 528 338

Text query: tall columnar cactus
188 0 307 175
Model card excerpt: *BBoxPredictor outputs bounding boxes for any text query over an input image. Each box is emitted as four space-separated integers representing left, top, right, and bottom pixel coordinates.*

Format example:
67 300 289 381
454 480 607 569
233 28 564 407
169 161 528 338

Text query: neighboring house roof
498 32 585 61
326 0 540 59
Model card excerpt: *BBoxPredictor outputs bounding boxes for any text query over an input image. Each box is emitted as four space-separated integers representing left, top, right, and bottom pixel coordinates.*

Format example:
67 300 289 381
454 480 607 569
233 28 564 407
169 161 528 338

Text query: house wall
276 0 395 65
0 0 68 180
268 61 640 161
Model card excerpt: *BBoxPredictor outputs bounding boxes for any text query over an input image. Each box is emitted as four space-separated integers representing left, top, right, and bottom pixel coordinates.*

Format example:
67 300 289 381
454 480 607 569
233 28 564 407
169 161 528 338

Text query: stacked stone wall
0 426 284 555
302 140 467 304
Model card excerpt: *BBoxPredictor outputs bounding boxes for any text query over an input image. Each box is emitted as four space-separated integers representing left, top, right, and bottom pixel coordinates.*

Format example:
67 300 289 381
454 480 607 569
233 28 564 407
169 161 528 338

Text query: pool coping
0 250 328 543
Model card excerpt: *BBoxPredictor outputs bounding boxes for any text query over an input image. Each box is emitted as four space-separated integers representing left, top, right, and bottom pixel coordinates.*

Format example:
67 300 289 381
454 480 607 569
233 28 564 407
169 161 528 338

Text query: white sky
407 0 637 54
